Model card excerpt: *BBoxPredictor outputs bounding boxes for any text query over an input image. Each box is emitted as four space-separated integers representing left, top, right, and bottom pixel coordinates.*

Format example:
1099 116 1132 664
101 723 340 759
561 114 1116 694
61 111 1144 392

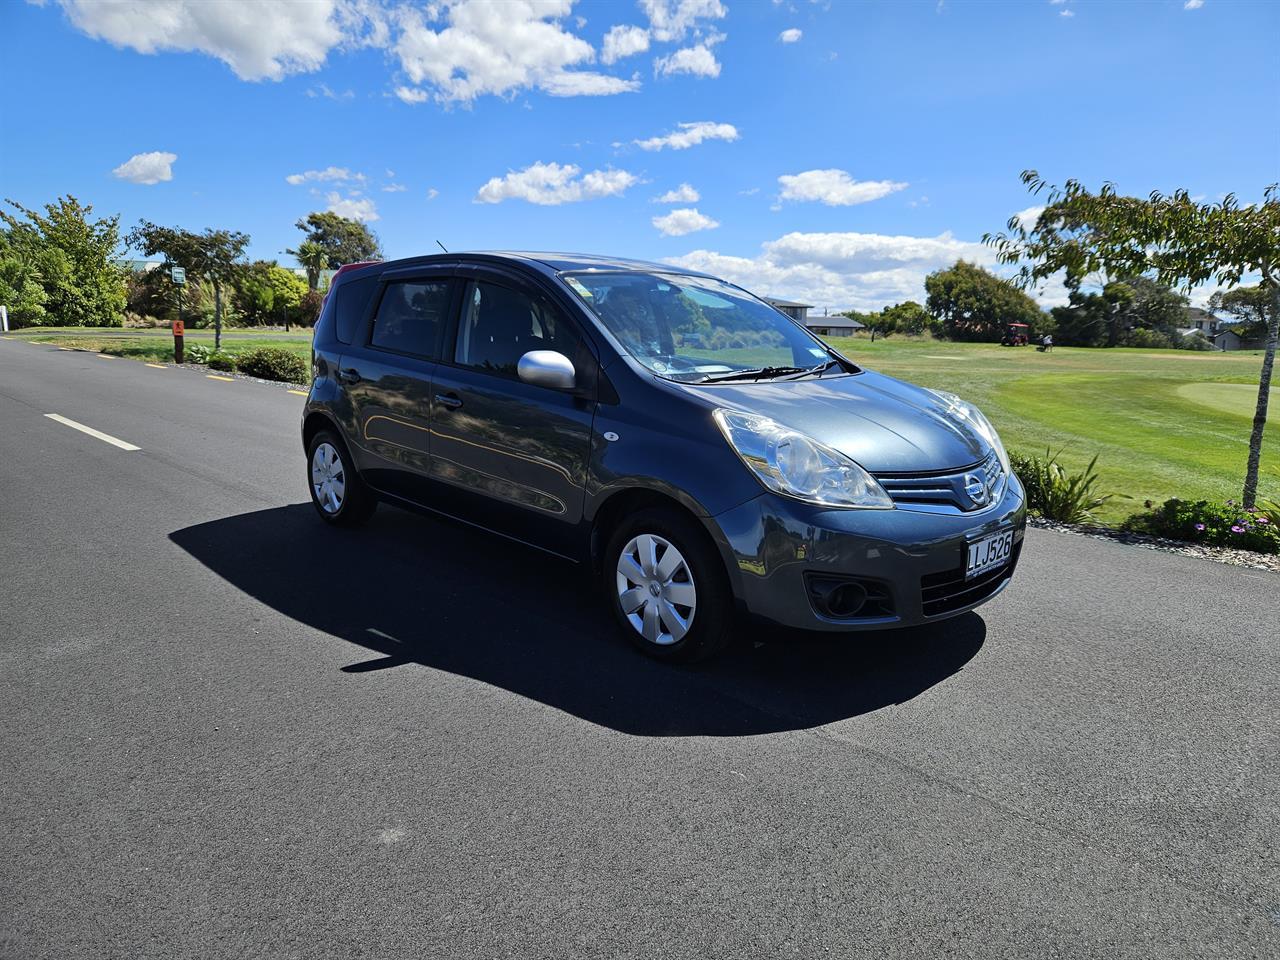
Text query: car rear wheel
604 507 733 662
307 429 375 527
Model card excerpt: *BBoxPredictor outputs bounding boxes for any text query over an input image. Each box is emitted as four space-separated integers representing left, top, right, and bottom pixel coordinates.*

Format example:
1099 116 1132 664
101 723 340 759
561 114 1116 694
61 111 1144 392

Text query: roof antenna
435 240 448 253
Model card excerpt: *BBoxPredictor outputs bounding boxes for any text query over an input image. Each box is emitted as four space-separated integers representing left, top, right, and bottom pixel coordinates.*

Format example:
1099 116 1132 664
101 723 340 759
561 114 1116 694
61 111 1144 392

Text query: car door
427 267 599 557
339 266 461 503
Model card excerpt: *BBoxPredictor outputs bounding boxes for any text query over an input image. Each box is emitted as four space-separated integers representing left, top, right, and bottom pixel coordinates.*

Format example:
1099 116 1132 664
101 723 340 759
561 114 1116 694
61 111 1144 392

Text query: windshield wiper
785 358 841 379
697 365 808 384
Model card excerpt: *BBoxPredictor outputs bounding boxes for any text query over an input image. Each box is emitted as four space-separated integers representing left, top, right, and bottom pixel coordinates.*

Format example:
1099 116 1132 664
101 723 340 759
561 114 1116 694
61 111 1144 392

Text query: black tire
307 429 376 527
603 506 734 663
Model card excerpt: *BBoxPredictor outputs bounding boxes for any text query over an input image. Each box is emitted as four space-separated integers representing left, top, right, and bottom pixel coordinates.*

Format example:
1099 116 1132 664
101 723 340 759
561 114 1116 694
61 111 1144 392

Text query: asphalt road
1 339 1276 959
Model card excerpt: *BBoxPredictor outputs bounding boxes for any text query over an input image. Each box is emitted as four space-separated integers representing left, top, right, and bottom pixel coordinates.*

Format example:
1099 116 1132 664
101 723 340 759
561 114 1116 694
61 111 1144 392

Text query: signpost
171 267 186 363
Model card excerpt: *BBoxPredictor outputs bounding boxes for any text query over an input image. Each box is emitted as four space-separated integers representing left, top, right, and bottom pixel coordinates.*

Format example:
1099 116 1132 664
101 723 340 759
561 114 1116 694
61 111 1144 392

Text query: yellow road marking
287 389 308 396
206 374 235 382
96 353 116 359
146 363 167 369
44 413 141 451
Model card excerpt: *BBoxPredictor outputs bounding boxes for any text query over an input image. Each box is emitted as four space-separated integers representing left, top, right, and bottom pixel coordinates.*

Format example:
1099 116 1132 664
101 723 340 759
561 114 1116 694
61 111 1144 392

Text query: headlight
713 409 893 509
930 390 1011 474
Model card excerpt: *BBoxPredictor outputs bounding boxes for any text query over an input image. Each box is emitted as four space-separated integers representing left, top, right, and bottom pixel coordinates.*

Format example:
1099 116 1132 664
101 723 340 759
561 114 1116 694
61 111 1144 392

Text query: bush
185 342 212 365
1009 449 1113 523
1122 499 1280 554
234 346 308 383
206 351 237 372
1120 327 1174 349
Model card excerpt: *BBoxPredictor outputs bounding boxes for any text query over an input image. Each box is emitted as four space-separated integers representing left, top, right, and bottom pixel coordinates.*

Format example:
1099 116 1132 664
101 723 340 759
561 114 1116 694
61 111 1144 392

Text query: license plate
966 529 1014 579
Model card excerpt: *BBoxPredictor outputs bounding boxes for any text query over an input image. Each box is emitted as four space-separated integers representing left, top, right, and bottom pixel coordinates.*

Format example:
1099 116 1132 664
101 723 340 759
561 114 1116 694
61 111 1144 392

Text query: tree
985 172 1280 507
292 240 328 292
881 300 933 336
1210 284 1273 340
0 196 127 327
234 261 308 326
128 222 249 349
924 260 1043 342
841 309 897 342
289 212 381 280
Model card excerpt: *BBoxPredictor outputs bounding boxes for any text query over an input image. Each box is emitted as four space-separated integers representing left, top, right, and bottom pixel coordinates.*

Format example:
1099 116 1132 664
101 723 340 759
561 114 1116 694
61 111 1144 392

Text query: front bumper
708 475 1026 632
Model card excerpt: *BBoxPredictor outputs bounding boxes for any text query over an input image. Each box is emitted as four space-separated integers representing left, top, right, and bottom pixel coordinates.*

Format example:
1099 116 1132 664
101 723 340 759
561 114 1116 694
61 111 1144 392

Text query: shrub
206 351 237 372
1009 449 1113 523
185 342 212 365
234 346 308 383
1122 499 1280 554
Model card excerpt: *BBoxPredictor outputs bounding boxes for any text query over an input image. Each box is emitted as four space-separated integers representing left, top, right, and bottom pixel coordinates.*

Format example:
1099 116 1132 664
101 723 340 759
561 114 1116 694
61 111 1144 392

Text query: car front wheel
604 507 733 662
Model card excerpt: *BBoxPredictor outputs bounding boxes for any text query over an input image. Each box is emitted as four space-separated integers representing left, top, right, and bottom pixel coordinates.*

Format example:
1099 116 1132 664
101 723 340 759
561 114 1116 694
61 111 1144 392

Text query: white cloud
1184 0 1204 8
475 161 638 205
285 166 364 186
539 71 640 96
325 191 379 222
307 82 354 101
54 0 346 81
1060 8 1074 16
666 230 1002 312
778 28 802 43
394 85 430 104
654 43 720 78
392 0 636 102
640 0 726 42
427 188 440 200
601 24 650 64
111 151 177 185
382 183 407 192
777 169 908 206
653 208 719 236
635 120 739 151
1012 205 1045 230
654 183 700 203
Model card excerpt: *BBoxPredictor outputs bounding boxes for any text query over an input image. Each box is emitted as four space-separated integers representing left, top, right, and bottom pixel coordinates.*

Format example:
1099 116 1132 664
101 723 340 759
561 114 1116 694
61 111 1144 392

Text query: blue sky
2 0 1277 311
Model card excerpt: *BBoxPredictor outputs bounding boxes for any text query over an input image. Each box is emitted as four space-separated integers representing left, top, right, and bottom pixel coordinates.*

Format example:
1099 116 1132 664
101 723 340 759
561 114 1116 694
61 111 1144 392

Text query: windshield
562 271 839 382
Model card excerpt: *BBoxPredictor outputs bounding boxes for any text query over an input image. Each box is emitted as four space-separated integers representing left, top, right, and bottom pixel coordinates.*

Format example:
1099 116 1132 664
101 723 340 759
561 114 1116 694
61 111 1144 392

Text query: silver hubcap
615 534 696 646
311 442 346 514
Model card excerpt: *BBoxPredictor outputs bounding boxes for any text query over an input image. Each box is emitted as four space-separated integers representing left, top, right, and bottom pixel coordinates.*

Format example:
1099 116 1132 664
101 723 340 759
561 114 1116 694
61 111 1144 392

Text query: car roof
338 251 717 281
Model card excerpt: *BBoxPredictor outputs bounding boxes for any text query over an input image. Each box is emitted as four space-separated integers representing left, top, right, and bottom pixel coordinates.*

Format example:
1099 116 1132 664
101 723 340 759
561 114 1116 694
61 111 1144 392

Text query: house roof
807 318 864 329
764 297 814 309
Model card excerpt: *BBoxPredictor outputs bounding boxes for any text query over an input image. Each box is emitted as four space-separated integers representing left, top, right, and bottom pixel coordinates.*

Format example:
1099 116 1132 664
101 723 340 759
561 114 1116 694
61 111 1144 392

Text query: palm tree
289 240 327 292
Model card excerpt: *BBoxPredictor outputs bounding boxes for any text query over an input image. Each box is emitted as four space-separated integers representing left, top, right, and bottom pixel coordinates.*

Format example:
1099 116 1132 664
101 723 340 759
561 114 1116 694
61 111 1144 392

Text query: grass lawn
823 336 1277 524
11 327 313 365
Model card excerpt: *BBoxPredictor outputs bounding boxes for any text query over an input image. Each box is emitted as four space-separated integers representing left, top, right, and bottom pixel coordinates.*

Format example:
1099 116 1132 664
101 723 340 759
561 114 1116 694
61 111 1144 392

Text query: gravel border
1028 516 1280 573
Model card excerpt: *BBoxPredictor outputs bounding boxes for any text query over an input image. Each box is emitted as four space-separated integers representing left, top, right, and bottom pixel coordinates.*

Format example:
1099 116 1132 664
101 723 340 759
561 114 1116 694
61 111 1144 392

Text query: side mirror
517 350 576 390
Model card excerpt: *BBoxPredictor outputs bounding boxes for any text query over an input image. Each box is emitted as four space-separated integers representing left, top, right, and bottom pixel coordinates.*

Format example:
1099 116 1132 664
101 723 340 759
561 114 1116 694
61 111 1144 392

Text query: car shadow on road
170 504 986 737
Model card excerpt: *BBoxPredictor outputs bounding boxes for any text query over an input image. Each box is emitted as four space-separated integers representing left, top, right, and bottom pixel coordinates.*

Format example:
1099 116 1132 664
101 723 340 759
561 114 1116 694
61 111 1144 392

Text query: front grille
920 542 1022 617
876 450 1006 513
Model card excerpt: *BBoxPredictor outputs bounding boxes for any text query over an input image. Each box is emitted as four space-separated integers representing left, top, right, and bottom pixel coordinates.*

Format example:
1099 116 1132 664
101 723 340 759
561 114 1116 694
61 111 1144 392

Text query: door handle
338 368 362 384
434 393 463 409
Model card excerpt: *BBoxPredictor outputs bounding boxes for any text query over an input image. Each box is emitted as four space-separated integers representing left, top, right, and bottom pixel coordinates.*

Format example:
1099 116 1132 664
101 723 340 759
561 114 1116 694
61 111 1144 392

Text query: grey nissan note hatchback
302 252 1026 661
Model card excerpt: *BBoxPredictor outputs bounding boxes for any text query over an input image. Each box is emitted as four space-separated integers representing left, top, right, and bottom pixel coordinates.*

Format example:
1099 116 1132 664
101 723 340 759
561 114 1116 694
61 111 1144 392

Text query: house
765 297 864 337
1182 307 1222 335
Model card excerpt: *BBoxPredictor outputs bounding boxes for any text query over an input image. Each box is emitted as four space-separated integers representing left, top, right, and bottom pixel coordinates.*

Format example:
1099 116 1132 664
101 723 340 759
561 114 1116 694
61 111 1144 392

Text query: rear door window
370 279 454 359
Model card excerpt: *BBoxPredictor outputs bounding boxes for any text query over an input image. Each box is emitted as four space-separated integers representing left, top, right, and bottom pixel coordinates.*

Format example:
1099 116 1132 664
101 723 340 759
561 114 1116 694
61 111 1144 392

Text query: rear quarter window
334 275 378 345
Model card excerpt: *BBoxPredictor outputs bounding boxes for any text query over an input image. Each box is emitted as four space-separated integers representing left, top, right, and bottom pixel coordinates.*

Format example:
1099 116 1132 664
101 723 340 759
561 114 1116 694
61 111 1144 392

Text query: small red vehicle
1001 322 1030 346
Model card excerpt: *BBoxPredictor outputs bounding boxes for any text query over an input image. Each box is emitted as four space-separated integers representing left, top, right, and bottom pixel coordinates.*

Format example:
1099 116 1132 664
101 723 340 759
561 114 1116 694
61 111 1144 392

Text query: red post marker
172 320 185 364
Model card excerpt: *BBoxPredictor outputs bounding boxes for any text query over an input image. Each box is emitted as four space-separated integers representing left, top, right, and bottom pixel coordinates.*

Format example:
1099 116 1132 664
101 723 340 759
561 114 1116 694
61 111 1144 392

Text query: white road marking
43 414 141 451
